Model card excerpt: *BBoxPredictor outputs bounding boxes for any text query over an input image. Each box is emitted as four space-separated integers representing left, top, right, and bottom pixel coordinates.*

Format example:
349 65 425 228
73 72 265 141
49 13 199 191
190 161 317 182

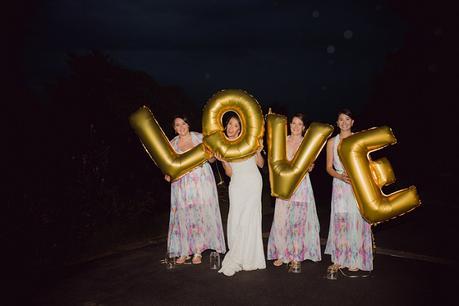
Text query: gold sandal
327 263 342 272
348 267 359 272
192 254 202 265
288 261 301 273
273 259 284 267
176 256 190 265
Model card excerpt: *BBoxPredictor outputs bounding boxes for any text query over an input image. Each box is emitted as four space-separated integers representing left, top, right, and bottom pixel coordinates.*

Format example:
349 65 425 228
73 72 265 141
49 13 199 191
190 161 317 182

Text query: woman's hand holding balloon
340 172 351 184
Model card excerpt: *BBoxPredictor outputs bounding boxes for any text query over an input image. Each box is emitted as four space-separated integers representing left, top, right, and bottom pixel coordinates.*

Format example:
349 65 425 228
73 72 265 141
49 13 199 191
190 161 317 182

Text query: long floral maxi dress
324 134 373 271
267 136 321 263
167 132 226 257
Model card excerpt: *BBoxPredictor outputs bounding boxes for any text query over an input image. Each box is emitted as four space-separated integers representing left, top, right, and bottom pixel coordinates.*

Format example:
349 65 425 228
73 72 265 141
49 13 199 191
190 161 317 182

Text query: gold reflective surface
338 126 421 224
202 89 264 161
267 112 333 199
129 106 211 181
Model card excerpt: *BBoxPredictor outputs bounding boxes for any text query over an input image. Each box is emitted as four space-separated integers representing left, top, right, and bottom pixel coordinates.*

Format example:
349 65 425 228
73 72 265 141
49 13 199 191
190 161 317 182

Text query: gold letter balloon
202 89 264 161
267 111 333 199
129 106 211 181
338 126 421 224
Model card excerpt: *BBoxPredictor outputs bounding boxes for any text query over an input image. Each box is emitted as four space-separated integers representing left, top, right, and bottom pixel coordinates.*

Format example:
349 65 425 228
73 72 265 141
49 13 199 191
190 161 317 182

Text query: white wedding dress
218 155 266 276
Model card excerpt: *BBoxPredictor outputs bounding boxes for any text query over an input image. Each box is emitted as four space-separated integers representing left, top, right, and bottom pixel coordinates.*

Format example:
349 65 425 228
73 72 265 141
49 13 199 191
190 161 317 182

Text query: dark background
9 0 458 292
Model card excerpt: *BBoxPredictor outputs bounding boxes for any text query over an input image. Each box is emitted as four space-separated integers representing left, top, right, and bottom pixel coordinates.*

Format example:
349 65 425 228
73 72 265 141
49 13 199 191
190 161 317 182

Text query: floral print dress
167 132 226 257
324 134 373 271
267 136 322 263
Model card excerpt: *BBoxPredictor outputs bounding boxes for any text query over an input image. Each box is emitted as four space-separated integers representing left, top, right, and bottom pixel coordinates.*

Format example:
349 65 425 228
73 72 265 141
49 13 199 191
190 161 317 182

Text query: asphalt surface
22 182 459 306
29 234 456 306
27 196 458 306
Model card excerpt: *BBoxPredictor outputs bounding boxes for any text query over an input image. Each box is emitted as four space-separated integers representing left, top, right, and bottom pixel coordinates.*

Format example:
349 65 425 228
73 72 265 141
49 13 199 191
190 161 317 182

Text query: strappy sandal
192 254 202 265
288 261 301 273
176 256 190 265
327 263 342 272
348 267 359 272
273 259 284 267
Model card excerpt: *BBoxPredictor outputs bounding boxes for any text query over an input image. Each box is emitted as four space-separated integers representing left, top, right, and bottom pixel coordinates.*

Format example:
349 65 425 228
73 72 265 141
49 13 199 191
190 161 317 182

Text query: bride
215 115 266 276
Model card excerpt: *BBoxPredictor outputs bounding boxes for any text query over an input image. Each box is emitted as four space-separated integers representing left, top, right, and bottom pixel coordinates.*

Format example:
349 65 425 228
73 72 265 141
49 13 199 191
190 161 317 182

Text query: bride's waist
232 170 261 179
232 168 259 175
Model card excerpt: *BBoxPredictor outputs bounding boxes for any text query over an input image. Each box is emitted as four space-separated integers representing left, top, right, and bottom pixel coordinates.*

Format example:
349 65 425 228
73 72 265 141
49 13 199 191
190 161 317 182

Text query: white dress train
218 155 266 276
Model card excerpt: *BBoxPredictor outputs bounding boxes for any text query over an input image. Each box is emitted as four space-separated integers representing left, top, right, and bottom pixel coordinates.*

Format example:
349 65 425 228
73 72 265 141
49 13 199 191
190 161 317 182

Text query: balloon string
215 162 225 186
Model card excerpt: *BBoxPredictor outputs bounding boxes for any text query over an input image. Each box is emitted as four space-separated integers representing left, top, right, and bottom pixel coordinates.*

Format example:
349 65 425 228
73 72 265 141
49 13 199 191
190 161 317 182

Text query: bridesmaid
165 115 226 264
267 113 321 272
324 109 373 272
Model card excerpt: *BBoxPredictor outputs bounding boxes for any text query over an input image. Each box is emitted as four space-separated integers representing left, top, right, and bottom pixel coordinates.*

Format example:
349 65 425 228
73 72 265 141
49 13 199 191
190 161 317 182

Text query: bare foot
273 259 283 267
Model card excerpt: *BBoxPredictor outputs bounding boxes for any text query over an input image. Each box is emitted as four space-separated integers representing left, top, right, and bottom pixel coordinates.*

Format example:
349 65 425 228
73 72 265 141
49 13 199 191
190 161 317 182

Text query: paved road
23 183 459 305
28 234 456 306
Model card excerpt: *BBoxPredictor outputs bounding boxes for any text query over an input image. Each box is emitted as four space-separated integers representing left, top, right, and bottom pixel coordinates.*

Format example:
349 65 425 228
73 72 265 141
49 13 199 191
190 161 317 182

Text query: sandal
327 263 342 272
288 261 301 273
273 259 284 267
176 256 190 265
348 267 359 272
192 254 202 265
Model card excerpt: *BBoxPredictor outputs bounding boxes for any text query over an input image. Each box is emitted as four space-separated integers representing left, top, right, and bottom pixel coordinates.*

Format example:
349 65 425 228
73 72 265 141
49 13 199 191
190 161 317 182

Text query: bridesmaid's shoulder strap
170 135 179 150
171 135 179 145
334 134 340 145
190 131 203 144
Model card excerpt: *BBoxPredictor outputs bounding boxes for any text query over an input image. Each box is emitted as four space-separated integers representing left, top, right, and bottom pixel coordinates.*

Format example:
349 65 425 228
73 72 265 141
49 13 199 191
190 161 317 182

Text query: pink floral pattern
267 136 321 263
324 134 373 271
167 132 226 257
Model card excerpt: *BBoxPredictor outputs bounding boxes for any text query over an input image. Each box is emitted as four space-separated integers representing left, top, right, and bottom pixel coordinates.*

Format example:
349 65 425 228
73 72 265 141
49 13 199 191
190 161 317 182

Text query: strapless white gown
218 155 266 276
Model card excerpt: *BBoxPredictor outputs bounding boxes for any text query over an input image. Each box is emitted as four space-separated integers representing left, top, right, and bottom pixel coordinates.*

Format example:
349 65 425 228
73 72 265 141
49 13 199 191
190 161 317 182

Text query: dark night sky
15 0 459 181
23 0 407 121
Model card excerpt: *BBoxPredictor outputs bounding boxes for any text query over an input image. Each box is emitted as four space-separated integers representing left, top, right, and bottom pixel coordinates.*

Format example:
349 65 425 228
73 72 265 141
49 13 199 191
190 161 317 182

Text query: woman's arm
326 139 350 183
255 150 264 168
221 160 233 177
214 153 232 177
255 139 265 168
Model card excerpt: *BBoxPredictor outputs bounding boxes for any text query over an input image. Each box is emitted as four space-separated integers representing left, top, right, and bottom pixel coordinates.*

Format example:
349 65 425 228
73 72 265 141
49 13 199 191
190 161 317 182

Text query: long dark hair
224 114 242 137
